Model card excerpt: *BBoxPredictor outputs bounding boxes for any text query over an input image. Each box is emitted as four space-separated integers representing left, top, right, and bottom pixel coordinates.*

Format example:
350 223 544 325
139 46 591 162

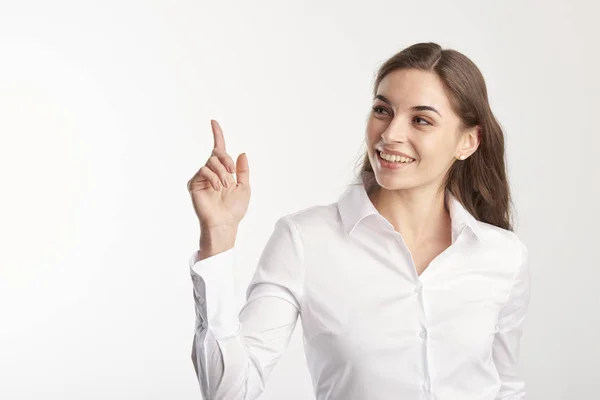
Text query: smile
377 150 415 169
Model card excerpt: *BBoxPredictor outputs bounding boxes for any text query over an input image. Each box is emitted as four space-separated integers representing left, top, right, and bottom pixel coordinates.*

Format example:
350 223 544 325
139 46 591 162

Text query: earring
458 155 466 160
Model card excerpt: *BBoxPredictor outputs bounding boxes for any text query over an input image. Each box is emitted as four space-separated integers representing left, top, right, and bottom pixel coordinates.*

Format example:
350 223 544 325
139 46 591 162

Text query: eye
414 116 431 126
372 107 432 126
372 105 389 115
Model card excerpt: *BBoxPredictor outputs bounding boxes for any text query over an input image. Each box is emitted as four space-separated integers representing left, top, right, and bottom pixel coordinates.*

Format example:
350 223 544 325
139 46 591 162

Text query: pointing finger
211 119 226 151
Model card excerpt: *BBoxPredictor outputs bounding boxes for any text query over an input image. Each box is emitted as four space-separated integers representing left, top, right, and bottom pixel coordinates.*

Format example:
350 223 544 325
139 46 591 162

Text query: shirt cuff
189 247 242 339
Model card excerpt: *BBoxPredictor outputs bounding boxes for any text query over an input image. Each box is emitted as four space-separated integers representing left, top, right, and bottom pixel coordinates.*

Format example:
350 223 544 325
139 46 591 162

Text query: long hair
356 42 514 231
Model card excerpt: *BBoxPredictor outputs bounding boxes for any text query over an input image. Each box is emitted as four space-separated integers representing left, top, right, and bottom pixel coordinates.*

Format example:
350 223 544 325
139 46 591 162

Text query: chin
375 175 416 190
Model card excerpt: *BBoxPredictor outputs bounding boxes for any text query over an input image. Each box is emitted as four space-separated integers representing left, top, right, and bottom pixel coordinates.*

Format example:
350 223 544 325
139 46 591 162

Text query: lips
377 150 415 162
376 150 415 169
377 148 415 160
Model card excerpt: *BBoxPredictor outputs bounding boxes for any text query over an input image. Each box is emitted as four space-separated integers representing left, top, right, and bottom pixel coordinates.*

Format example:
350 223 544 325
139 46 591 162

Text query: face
366 68 479 193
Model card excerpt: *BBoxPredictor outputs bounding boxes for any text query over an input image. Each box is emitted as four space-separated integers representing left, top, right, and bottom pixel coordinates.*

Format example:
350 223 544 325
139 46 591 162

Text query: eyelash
371 106 431 126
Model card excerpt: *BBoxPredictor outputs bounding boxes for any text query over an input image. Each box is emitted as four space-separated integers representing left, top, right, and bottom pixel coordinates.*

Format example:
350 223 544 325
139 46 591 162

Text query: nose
380 120 408 144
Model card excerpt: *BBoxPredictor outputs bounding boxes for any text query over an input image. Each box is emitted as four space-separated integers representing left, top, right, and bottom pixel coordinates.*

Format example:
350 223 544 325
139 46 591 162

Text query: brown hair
356 42 514 231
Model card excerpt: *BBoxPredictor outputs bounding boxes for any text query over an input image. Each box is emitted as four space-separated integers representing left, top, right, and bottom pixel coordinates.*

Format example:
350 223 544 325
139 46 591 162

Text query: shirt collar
337 169 485 242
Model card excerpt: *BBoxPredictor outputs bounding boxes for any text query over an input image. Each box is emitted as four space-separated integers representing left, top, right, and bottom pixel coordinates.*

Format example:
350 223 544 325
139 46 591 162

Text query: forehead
376 69 452 112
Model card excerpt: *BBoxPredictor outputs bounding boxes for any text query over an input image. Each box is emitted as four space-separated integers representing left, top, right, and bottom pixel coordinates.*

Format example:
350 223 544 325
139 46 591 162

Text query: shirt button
414 281 423 293
422 384 429 392
419 330 427 339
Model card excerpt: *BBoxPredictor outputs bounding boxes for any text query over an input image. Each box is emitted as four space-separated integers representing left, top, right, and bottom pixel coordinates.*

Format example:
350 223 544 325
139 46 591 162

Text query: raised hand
187 119 251 235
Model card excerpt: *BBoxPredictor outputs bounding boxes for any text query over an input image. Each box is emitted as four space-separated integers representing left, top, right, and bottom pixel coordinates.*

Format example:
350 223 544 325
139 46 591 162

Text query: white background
1 0 598 399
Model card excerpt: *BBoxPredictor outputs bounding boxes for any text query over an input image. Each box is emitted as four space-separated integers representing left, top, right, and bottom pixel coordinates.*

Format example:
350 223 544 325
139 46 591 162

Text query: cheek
416 145 457 175
419 135 454 157
365 120 380 142
365 128 382 160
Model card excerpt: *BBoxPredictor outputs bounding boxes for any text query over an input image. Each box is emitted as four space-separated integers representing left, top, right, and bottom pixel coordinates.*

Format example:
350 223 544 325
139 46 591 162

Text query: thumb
235 152 249 187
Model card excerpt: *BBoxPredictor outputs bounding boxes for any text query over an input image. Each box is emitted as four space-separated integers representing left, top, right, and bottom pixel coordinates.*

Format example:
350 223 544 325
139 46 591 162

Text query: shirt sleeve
189 216 304 400
493 240 532 399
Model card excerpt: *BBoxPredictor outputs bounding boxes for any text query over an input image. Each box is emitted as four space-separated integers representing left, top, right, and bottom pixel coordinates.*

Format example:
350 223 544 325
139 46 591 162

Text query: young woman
186 42 531 400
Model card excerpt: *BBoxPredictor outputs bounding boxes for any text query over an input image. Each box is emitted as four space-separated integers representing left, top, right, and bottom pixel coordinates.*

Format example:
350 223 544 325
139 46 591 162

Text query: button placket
422 376 431 391
421 383 430 394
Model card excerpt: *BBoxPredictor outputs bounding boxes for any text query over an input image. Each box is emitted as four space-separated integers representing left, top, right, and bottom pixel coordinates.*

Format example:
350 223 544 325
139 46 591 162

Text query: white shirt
189 169 531 400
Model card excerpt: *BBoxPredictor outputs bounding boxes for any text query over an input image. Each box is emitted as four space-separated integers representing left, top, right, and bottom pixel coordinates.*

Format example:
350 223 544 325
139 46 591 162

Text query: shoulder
474 221 528 276
279 202 340 231
472 222 530 302
474 220 528 267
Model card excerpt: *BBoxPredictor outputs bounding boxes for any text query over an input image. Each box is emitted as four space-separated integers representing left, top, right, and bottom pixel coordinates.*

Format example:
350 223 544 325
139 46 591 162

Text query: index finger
211 119 226 151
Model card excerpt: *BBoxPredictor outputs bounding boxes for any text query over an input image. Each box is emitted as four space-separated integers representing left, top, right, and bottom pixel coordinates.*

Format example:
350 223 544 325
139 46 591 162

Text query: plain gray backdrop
1 0 598 399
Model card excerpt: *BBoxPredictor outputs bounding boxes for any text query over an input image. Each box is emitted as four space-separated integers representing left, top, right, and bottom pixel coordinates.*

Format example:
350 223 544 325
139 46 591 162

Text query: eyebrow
374 94 442 117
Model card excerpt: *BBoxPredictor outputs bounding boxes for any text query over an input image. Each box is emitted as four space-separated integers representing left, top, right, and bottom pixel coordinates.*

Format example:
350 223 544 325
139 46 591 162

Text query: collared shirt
189 169 531 400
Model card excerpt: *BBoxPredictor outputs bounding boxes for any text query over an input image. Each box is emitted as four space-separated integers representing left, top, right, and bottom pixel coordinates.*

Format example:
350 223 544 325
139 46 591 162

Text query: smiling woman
359 44 510 232
187 42 531 400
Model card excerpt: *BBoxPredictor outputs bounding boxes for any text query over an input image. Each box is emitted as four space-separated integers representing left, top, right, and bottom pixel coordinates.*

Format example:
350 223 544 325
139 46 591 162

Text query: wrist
199 226 237 260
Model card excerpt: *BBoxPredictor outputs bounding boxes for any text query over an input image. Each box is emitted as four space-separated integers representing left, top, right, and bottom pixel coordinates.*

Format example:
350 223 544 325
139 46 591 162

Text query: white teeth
379 151 414 163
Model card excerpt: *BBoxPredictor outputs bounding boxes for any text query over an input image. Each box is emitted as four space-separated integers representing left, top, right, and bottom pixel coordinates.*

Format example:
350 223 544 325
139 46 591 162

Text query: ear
456 125 481 159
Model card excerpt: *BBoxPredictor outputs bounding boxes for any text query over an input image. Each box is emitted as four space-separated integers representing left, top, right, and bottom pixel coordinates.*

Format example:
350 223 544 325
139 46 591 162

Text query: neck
368 184 451 245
